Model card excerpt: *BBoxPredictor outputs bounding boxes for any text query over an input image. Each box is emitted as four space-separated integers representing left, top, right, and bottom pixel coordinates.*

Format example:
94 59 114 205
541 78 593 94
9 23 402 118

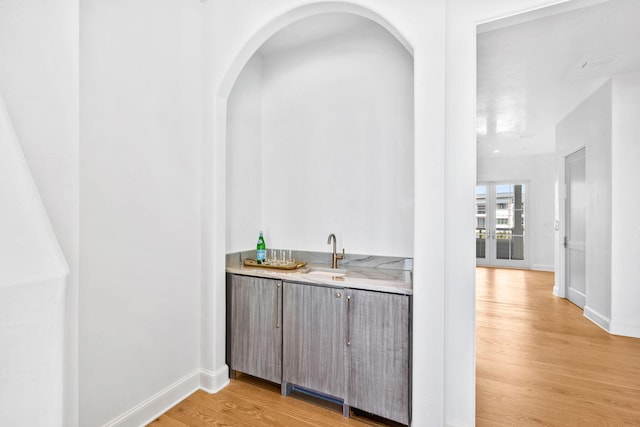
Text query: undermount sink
306 267 347 277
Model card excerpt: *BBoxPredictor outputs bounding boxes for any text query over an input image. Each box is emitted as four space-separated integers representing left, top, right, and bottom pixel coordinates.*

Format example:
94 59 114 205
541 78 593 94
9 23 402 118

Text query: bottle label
256 249 266 262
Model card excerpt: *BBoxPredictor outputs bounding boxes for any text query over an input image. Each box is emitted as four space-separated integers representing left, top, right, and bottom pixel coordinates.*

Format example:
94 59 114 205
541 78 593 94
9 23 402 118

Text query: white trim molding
584 305 611 333
553 285 564 298
102 366 231 427
200 365 230 394
103 371 200 427
609 321 640 339
567 288 586 310
531 264 554 272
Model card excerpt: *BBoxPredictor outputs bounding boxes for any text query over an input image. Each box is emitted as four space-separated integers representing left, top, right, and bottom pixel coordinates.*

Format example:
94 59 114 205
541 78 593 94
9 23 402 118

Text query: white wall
0 92 68 427
0 0 78 425
556 80 612 328
478 153 556 271
262 22 414 256
226 55 264 254
555 71 640 339
0 0 78 275
0 278 66 426
227 18 414 256
0 94 69 286
80 1 204 425
610 71 640 337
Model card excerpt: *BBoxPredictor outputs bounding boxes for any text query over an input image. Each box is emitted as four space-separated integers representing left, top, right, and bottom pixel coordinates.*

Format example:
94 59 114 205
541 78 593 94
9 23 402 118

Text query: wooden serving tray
243 259 306 270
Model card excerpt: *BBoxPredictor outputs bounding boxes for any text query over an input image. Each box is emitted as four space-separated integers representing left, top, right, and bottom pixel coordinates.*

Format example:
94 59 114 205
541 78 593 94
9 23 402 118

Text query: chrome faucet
327 233 345 269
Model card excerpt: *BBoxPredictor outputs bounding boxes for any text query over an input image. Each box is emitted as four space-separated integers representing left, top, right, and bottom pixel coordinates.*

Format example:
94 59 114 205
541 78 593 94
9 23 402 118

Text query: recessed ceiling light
493 149 500 154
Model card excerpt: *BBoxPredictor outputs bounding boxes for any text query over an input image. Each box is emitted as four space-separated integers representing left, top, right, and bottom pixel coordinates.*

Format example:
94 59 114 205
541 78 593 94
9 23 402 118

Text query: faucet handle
336 248 345 260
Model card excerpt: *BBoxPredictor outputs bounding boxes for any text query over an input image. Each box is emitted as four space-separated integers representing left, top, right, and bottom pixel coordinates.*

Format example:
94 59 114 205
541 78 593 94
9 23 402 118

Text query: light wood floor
149 373 400 426
150 267 640 426
477 267 640 425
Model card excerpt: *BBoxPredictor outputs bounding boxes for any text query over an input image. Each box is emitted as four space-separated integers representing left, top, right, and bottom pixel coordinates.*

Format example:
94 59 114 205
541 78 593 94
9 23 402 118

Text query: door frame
476 180 530 269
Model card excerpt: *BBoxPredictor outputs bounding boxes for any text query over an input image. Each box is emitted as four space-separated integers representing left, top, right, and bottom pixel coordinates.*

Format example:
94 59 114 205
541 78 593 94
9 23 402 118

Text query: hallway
476 267 640 425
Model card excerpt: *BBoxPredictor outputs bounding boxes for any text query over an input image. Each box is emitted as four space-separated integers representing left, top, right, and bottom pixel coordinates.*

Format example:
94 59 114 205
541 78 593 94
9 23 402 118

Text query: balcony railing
476 228 525 261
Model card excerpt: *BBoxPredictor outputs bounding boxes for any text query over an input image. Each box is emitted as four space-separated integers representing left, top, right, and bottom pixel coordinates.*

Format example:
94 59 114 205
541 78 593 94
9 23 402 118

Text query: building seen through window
476 183 525 262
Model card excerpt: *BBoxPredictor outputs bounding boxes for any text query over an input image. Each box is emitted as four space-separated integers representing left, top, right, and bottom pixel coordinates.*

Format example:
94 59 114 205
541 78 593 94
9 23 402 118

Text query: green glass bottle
256 231 266 264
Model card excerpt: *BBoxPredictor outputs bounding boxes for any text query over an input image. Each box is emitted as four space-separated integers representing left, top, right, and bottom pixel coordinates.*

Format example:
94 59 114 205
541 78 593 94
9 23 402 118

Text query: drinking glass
269 249 278 265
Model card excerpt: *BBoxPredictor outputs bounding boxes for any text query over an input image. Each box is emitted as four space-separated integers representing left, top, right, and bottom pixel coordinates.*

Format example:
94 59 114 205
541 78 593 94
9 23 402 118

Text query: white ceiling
477 0 640 158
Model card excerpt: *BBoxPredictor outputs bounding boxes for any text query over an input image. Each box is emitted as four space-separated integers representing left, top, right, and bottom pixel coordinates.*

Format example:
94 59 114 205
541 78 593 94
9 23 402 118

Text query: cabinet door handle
275 283 281 328
346 295 351 346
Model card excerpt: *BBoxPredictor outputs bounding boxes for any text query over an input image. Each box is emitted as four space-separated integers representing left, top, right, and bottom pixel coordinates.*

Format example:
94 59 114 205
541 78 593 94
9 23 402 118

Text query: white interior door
476 182 528 268
565 148 586 308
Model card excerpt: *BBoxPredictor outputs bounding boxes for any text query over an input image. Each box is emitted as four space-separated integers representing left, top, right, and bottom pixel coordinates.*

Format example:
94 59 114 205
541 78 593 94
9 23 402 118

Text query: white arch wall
205 1 569 426
226 15 415 256
204 0 448 424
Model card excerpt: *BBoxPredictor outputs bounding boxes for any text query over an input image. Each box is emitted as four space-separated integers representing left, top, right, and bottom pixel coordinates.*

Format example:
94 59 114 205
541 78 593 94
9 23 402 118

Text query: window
477 182 527 266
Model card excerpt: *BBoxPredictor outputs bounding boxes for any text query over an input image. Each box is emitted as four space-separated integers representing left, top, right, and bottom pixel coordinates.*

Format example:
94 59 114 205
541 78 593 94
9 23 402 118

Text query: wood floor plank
154 391 251 427
476 267 640 426
191 385 339 427
149 377 397 427
148 416 191 427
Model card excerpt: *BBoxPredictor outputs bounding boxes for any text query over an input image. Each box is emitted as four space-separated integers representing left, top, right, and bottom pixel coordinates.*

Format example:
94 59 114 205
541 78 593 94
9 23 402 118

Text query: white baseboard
104 365 231 427
103 370 200 427
567 288 586 308
446 419 473 427
583 307 640 338
584 305 611 332
531 264 554 272
553 285 564 298
609 320 640 338
200 364 230 394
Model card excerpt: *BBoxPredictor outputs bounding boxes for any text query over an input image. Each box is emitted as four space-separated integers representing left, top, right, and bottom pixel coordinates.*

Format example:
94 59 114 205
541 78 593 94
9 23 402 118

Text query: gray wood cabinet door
227 274 282 384
283 282 345 399
346 289 410 425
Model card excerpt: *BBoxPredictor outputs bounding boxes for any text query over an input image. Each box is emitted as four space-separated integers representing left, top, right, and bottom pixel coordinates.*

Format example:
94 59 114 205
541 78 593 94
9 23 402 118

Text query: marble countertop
225 262 413 295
